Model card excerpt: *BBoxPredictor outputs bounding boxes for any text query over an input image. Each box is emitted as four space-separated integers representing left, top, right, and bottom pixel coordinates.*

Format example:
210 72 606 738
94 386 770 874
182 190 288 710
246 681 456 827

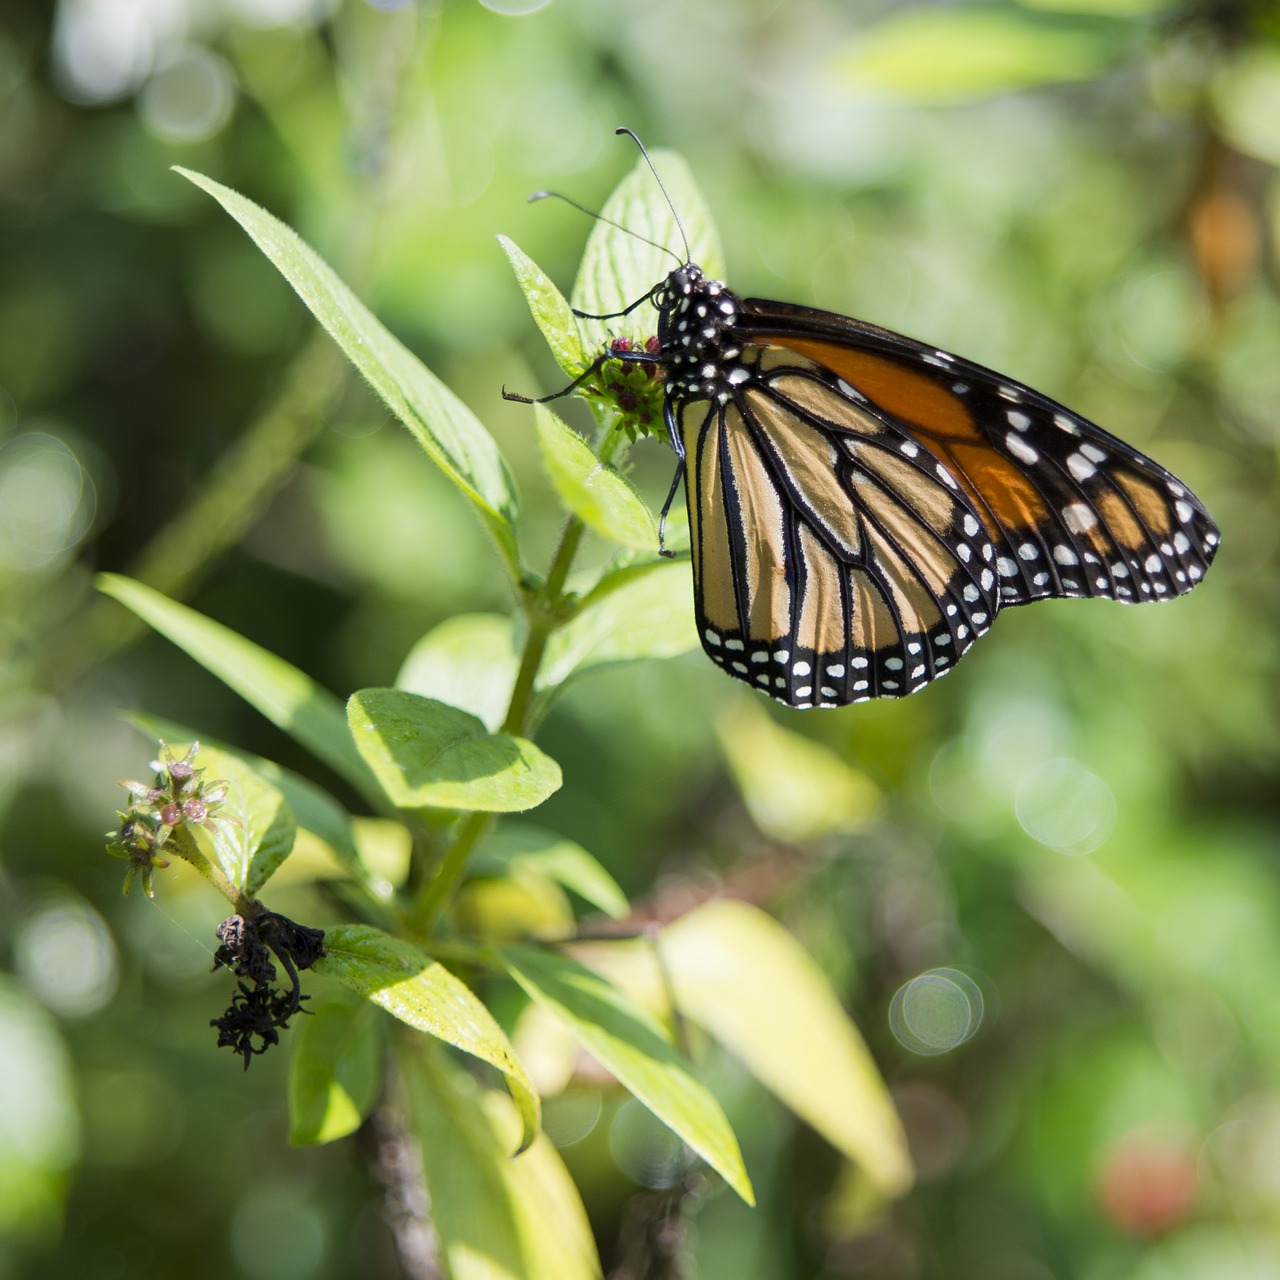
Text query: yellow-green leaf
716 698 884 843
408 1044 601 1280
660 899 912 1197
831 8 1131 103
500 235 585 378
288 991 383 1146
315 924 540 1153
535 404 657 551
499 944 754 1205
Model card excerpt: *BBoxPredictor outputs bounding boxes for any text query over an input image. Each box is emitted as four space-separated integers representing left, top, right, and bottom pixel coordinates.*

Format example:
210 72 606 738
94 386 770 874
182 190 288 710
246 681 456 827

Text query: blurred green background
2 0 1278 1276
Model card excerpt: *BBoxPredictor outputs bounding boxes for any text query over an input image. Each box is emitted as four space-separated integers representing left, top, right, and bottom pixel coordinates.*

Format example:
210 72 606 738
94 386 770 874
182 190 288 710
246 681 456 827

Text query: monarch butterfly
511 131 1220 709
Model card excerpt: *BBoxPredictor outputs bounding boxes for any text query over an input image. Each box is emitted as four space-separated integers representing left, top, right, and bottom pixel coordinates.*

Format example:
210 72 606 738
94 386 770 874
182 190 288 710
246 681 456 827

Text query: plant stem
169 828 257 917
412 512 586 929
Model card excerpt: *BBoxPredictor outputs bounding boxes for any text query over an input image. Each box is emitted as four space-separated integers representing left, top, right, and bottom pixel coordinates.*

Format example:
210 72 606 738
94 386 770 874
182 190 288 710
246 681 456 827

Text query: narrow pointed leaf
660 900 913 1197
396 613 519 733
408 1045 602 1280
500 944 754 1204
500 235 585 377
99 575 381 807
535 405 657 550
478 824 629 921
572 149 724 354
176 168 519 576
539 559 697 692
288 992 383 1146
348 688 561 813
316 924 540 1152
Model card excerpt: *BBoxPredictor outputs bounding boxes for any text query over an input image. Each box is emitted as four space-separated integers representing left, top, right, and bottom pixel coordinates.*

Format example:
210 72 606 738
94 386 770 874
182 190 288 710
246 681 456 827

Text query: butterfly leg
502 353 613 405
657 398 686 559
503 350 662 405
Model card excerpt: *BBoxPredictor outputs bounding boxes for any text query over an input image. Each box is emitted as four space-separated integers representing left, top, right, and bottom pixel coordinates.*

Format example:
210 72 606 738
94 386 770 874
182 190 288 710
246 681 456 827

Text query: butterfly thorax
653 264 744 405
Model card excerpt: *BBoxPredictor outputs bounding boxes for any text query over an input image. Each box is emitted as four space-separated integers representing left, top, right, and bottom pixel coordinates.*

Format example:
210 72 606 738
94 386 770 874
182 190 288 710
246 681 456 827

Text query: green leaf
716 699 884 843
128 713 364 877
538 559 698 693
830 9 1131 103
660 900 913 1198
499 944 754 1205
571 149 724 354
477 823 629 921
408 1045 602 1280
348 688 561 814
99 575 381 808
288 991 383 1146
535 405 657 551
315 924 540 1153
499 235 585 378
186 744 297 896
175 168 519 577
396 613 519 733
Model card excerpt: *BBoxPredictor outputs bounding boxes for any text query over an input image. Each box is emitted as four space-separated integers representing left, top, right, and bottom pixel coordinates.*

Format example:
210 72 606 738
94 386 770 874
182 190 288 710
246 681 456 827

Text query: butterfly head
653 264 744 404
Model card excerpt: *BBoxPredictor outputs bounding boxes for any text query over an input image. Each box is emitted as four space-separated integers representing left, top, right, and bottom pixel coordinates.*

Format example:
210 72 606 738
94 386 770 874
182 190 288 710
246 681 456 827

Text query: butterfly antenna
528 190 681 266
615 126 692 265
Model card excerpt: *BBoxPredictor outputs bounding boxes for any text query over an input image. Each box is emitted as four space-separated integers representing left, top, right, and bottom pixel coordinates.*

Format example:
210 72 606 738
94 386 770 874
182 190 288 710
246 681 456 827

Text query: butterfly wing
739 298 1220 607
681 353 1001 708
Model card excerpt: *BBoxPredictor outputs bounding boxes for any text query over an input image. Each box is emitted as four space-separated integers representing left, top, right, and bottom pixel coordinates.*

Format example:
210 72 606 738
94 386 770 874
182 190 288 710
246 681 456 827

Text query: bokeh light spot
1015 757 1115 855
0 980 79 1234
890 969 984 1056
232 1187 326 1280
609 1099 691 1190
0 433 96 572
139 45 235 143
14 893 118 1018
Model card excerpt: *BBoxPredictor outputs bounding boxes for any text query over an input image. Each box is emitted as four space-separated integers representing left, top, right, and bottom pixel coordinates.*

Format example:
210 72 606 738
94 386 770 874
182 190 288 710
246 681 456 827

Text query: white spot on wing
1063 503 1098 533
1006 433 1038 464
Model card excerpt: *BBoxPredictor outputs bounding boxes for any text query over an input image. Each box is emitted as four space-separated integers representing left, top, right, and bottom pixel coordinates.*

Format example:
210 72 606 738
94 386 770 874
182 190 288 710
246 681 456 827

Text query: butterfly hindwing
680 346 1001 708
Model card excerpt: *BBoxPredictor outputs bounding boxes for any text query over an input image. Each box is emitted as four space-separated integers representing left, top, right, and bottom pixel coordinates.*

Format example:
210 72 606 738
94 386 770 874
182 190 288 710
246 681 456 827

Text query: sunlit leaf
408 1044 602 1280
538 559 697 693
455 874 575 942
499 944 754 1205
478 823 629 921
535 405 657 551
397 613 520 733
176 168 520 577
98 575 381 808
288 991 383 1146
184 744 296 896
500 234 585 377
316 924 540 1152
831 9 1131 103
348 688 561 813
572 149 723 353
661 900 913 1197
716 699 884 843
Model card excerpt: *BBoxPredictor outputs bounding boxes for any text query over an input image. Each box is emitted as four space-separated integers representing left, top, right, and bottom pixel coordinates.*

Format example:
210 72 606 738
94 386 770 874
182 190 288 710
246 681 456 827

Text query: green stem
168 828 257 917
412 513 586 929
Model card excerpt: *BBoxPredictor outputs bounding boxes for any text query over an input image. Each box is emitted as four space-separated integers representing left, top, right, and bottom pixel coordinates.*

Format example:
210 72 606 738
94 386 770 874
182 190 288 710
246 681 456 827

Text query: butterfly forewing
740 299 1220 611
